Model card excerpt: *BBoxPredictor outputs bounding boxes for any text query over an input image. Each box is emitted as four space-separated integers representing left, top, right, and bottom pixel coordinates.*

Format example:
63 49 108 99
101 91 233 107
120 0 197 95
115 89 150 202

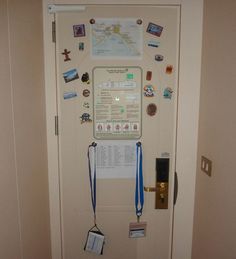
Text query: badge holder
129 142 147 238
84 142 105 255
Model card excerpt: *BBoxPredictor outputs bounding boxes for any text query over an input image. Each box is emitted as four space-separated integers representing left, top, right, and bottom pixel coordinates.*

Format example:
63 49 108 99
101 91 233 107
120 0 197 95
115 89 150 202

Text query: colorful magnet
155 54 164 62
83 89 90 97
147 40 160 48
146 103 157 116
83 102 90 108
81 72 90 84
79 42 84 51
73 24 86 37
61 49 71 62
144 85 155 97
146 71 152 81
80 113 92 123
63 69 79 83
166 65 173 74
90 18 95 24
63 91 77 100
163 87 173 99
146 22 163 37
136 19 143 25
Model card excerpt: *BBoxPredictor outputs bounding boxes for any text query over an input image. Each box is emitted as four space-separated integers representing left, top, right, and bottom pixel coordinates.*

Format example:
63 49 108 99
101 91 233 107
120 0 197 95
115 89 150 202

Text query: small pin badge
155 54 164 62
61 49 71 62
144 85 155 97
81 72 90 84
146 71 152 81
73 24 86 37
146 22 163 37
163 87 173 99
80 113 92 124
146 103 157 116
166 65 173 74
82 89 90 97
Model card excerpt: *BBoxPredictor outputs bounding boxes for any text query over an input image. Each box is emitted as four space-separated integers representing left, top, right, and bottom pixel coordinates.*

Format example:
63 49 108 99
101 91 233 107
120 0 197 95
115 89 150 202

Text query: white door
55 5 179 259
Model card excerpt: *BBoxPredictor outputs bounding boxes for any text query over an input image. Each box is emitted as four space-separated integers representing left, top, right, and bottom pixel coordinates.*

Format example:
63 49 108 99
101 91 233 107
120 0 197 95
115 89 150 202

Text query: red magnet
146 103 157 116
146 71 152 81
166 65 173 74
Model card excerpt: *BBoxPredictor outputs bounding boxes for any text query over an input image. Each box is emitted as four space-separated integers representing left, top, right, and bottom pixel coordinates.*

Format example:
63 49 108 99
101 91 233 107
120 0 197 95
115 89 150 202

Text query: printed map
91 18 142 58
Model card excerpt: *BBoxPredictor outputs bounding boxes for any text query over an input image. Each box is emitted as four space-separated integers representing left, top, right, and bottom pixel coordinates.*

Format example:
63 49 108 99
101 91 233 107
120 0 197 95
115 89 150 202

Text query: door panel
56 5 179 259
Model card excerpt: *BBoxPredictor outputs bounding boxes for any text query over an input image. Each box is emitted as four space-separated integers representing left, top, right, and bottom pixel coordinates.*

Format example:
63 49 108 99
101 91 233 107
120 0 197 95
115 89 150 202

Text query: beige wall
0 0 51 258
192 0 236 258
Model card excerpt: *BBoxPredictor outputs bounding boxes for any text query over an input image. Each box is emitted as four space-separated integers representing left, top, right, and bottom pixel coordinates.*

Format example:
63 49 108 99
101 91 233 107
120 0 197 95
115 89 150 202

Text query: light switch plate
201 156 212 177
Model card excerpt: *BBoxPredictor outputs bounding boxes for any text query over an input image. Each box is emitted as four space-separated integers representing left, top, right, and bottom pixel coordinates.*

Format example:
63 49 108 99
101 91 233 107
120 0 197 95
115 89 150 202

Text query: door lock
144 158 169 209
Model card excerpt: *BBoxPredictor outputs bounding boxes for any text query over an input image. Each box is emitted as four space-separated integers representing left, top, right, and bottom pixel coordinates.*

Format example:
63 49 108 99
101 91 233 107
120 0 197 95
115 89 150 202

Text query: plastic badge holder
84 227 105 255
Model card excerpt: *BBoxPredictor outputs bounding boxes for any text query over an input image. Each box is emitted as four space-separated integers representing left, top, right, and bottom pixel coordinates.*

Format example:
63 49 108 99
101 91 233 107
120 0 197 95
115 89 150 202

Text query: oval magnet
146 103 157 116
90 18 95 24
155 54 164 62
166 65 173 74
83 89 90 97
136 19 143 25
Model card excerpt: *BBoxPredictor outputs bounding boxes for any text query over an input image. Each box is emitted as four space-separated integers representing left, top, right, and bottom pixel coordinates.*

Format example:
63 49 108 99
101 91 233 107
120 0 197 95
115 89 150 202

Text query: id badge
129 222 147 238
84 230 105 255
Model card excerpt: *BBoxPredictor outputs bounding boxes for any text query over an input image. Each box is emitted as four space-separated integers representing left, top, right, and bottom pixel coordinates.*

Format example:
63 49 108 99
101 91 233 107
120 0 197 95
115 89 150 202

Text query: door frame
42 1 203 258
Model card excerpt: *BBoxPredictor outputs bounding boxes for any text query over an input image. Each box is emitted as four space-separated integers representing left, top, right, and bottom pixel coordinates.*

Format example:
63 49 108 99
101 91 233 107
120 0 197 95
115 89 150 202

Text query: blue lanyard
88 142 97 225
135 142 144 221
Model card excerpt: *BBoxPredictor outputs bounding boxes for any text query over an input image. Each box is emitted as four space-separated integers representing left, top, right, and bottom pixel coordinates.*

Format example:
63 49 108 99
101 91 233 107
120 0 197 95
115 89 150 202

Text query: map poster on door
93 67 142 139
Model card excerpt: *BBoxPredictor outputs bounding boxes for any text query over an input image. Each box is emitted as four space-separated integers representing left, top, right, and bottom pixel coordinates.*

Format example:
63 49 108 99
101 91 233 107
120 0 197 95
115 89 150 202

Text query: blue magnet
163 87 173 99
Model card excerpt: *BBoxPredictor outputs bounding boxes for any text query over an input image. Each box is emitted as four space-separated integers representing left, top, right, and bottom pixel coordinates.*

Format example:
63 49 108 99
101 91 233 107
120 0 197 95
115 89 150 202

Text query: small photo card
146 22 163 37
63 69 79 83
73 24 86 37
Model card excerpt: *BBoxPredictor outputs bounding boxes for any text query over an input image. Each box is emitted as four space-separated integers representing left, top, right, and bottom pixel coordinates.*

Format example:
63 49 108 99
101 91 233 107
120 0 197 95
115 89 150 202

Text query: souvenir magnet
163 87 173 99
80 113 92 123
83 102 90 108
147 40 160 48
155 54 164 62
81 72 90 84
73 24 86 37
61 49 71 61
146 22 163 37
63 91 77 100
63 69 79 83
146 71 152 81
83 89 90 97
146 103 157 116
143 85 155 97
166 65 173 74
79 42 84 51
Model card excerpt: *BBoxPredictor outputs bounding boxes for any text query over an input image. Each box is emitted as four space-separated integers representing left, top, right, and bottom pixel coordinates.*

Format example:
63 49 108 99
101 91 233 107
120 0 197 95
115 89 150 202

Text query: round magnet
146 103 157 116
90 18 95 24
83 89 90 97
136 19 143 25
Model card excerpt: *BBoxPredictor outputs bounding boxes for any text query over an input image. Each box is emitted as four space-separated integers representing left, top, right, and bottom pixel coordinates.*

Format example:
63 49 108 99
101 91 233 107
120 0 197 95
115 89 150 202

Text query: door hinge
52 21 56 43
55 115 59 136
173 172 178 205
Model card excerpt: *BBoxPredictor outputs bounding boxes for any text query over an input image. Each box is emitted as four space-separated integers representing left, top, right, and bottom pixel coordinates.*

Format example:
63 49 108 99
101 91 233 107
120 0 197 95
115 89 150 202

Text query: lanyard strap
135 142 144 220
87 142 97 225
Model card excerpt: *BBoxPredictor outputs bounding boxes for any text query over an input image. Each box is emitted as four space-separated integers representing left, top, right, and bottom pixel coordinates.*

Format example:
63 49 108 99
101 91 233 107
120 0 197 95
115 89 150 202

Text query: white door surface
55 5 180 259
